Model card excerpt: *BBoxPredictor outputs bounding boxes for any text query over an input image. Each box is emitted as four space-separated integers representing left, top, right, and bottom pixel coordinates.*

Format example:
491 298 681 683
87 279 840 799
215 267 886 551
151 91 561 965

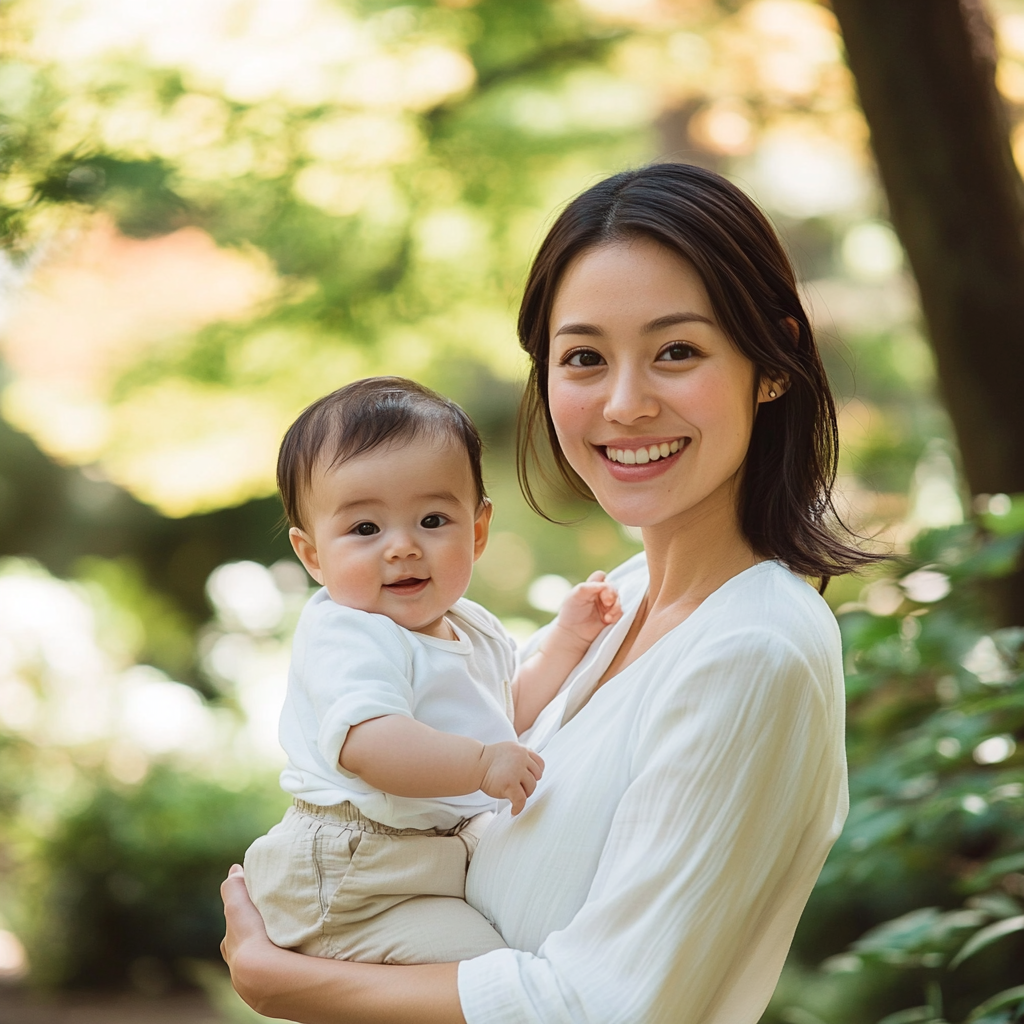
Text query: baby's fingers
586 570 607 583
528 750 545 778
599 586 623 620
508 787 527 816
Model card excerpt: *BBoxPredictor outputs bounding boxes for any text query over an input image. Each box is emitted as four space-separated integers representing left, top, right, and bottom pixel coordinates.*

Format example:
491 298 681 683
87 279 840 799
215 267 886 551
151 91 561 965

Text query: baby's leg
301 809 505 963
305 894 507 964
249 801 503 964
244 805 331 950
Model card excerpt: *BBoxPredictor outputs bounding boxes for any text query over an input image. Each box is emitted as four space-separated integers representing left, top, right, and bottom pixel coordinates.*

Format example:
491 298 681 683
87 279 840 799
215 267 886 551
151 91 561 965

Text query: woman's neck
640 477 759 618
589 479 759 694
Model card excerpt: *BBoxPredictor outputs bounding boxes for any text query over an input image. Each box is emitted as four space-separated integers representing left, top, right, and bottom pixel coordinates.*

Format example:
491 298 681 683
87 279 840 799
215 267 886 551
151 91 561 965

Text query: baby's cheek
326 554 380 609
440 542 476 595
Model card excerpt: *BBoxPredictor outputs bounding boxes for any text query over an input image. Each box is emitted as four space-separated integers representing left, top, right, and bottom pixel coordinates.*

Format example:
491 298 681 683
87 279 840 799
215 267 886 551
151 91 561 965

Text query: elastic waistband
291 799 466 837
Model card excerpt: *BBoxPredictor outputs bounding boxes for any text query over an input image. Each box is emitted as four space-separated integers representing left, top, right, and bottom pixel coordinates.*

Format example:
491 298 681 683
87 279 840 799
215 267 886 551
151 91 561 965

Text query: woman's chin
587 498 665 533
590 486 732 535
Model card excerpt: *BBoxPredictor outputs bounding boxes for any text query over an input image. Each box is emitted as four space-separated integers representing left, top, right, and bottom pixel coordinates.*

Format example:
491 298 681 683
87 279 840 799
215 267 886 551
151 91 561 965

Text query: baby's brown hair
278 377 486 532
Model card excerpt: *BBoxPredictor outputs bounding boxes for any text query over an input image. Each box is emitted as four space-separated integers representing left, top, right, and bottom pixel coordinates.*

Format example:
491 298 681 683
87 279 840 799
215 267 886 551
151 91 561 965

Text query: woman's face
547 236 774 532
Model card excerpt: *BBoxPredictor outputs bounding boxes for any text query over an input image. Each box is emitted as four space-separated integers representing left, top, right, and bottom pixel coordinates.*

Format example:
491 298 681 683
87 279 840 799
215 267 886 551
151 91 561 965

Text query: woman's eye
421 514 446 529
353 522 380 536
563 348 604 368
657 342 697 362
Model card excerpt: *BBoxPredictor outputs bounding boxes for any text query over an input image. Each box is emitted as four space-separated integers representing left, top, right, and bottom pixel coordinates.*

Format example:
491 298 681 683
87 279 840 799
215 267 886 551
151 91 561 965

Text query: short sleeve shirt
278 590 519 830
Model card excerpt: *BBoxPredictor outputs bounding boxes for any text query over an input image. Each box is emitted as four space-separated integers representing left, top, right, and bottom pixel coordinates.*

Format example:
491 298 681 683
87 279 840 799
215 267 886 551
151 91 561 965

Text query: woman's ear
289 527 324 584
473 499 494 561
755 317 799 403
757 376 789 404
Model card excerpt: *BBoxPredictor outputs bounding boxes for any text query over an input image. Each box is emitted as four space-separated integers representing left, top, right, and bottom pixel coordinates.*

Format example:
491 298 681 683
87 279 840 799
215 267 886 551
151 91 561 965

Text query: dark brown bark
831 0 1024 623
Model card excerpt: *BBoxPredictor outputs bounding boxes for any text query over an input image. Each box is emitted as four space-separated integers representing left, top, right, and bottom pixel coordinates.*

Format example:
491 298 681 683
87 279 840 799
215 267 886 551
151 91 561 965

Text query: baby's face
289 435 491 639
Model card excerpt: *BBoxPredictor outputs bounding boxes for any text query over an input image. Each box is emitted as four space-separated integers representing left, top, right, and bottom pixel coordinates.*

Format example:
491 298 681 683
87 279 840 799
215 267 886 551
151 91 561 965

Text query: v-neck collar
526 559 780 750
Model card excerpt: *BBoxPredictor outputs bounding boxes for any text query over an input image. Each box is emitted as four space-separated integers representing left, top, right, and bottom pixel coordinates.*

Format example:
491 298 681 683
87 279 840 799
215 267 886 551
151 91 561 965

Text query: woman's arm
221 865 465 1024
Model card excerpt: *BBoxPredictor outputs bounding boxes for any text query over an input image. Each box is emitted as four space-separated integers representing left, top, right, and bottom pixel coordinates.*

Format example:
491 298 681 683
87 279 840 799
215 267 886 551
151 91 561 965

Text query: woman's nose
603 365 659 424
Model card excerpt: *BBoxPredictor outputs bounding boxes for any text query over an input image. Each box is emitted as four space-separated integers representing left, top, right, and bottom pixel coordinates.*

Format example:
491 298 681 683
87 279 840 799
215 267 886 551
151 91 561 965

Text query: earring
768 388 778 399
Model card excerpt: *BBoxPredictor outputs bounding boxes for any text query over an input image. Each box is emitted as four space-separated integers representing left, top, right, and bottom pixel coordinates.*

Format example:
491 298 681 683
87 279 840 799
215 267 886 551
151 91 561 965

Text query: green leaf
852 906 988 961
965 892 1023 919
876 1007 938 1024
954 534 1024 579
854 908 941 955
965 986 1024 1023
949 915 1024 969
781 1008 833 1024
965 853 1024 893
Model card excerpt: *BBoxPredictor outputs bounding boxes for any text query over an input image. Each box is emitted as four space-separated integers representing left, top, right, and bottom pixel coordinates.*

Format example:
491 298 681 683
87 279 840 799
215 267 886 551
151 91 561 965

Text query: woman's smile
597 436 691 481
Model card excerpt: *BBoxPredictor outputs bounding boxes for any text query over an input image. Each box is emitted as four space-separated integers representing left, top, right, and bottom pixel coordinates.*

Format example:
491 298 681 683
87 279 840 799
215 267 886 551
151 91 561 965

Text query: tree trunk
831 0 1024 624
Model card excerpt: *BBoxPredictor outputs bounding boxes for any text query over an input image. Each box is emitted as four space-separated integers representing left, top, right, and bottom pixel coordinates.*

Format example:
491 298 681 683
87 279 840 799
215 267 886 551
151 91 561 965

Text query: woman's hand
221 863 282 1014
220 865 466 1024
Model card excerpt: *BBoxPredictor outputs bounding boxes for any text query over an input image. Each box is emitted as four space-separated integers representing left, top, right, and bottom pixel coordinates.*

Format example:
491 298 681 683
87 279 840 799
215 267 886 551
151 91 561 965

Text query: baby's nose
385 534 421 559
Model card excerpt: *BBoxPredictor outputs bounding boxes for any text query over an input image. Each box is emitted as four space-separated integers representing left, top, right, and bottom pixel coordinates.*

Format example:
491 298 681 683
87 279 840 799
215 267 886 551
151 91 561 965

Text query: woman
221 163 875 1023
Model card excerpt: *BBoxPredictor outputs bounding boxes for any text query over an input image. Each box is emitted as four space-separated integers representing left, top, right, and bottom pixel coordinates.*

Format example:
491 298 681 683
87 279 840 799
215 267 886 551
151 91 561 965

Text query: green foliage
74 555 196 682
16 766 288 990
37 154 188 237
770 497 1024 1024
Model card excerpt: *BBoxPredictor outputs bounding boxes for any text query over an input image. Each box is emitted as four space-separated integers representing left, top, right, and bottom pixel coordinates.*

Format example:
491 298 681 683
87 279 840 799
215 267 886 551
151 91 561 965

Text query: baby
243 376 621 965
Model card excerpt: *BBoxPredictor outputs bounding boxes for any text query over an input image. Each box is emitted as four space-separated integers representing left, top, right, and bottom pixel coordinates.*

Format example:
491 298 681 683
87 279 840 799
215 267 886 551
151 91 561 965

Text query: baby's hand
479 741 545 815
555 571 623 646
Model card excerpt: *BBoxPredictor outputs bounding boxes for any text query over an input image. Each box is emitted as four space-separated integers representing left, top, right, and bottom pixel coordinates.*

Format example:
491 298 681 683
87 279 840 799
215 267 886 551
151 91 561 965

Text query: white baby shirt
278 589 519 830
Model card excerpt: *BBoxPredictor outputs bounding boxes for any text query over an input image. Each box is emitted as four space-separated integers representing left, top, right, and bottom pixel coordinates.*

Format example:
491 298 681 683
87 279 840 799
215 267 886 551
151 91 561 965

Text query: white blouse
459 555 848 1024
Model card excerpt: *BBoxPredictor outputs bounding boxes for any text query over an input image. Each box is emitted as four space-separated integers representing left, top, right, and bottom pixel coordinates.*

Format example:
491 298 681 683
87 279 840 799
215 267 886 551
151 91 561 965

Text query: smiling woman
221 164 878 1024
517 163 871 587
547 238 766 531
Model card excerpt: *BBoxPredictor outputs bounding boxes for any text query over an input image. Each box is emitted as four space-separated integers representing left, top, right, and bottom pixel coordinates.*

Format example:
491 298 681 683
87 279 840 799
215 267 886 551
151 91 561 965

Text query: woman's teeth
604 440 681 465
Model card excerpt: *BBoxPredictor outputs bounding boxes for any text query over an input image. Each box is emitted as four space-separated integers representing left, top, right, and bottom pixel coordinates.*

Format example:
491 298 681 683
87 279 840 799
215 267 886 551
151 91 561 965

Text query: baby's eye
656 342 697 362
562 348 604 368
352 522 380 536
421 514 447 529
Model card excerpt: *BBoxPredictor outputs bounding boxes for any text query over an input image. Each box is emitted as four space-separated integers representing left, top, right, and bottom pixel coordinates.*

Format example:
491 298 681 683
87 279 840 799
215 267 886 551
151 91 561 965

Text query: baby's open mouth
603 438 688 465
385 577 429 592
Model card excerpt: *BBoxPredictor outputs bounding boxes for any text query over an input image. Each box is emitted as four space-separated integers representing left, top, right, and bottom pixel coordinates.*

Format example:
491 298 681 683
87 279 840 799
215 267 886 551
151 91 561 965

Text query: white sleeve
300 606 416 771
458 629 835 1024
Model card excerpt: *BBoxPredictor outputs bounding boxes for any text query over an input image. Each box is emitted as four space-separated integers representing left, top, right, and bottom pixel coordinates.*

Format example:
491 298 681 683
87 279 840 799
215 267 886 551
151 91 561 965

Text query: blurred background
0 0 1022 1021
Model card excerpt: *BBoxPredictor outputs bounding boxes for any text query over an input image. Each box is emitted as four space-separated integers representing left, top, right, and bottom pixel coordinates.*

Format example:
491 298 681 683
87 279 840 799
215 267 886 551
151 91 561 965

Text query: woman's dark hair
516 162 879 587
279 376 485 532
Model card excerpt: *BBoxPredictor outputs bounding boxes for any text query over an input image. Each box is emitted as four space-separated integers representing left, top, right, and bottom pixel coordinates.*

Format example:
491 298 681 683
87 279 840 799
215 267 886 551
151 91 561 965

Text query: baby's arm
513 570 622 734
340 716 544 815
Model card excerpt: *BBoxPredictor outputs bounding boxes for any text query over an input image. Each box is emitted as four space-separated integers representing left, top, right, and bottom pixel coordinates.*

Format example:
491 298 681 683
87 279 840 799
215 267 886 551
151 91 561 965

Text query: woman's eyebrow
641 312 714 333
553 312 714 338
553 321 603 338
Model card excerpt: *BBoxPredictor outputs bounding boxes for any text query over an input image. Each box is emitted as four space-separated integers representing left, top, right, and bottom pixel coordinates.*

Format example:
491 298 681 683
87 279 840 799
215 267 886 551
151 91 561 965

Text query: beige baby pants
243 800 506 964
